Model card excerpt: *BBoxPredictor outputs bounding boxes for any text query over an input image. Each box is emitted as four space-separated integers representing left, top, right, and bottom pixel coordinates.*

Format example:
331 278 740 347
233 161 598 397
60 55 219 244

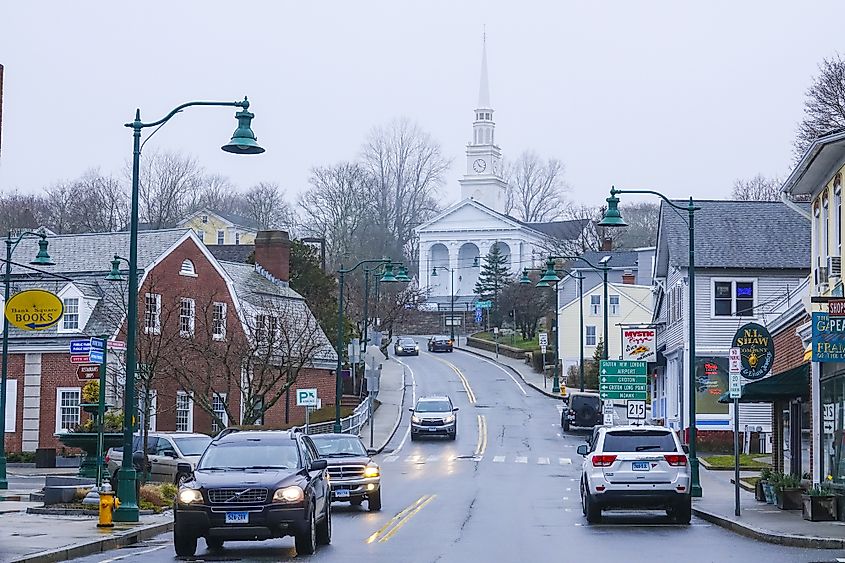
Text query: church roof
522 219 590 241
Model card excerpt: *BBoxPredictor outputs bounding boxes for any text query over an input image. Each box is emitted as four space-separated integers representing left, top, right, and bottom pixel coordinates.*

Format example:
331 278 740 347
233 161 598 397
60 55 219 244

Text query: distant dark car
173 430 330 557
427 335 453 352
562 392 603 431
310 434 381 511
394 337 419 356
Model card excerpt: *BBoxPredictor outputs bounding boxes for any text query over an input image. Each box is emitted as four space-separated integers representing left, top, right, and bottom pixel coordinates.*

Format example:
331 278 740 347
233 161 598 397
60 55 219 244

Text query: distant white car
577 425 691 524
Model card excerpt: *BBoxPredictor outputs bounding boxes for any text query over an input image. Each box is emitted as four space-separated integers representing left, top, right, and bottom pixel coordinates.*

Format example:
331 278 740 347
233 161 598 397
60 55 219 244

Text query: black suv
173 430 330 556
562 392 602 431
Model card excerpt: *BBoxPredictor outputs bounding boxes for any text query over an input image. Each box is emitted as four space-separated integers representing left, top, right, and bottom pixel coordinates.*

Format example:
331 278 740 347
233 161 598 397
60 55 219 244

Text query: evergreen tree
474 245 513 326
584 337 604 390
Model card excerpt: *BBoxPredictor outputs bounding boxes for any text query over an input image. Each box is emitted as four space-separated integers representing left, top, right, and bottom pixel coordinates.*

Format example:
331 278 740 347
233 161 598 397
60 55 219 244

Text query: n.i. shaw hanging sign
731 322 774 380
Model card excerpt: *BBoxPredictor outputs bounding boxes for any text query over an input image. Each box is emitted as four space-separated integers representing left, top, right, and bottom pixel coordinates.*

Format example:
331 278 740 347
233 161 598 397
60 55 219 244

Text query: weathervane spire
478 27 491 109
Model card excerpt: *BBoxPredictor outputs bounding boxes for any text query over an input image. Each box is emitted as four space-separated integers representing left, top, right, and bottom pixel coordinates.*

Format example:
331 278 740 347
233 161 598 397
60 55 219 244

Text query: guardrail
293 400 370 436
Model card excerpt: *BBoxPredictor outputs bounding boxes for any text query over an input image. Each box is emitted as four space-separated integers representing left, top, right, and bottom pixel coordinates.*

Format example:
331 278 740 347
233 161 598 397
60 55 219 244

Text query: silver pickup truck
106 432 211 485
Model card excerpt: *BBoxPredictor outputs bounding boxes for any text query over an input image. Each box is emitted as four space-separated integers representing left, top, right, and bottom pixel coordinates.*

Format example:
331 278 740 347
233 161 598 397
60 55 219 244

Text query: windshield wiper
325 452 362 457
634 445 662 451
242 465 289 470
197 467 232 471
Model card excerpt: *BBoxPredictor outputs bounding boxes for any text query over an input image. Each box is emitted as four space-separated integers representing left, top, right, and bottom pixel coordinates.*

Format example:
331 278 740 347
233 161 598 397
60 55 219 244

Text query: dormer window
180 259 197 277
201 215 208 223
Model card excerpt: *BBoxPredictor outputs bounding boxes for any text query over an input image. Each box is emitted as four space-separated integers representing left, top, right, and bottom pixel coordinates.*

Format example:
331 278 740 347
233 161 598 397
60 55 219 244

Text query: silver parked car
577 425 691 524
106 432 211 485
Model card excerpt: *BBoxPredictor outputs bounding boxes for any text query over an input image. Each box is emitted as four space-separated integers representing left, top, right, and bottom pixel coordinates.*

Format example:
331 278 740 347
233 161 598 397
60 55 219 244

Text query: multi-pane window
201 215 208 224
63 298 79 330
586 326 597 346
590 295 601 316
180 298 195 337
176 392 192 432
235 232 241 245
255 314 277 343
714 280 755 317
217 230 225 245
144 293 161 334
55 388 80 433
609 295 620 316
823 192 830 260
669 285 683 324
212 393 227 433
212 302 227 340
195 228 204 241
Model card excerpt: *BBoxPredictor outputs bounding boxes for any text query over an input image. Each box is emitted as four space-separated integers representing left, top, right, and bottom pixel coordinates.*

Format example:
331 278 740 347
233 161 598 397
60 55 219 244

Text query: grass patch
701 454 771 470
473 331 539 351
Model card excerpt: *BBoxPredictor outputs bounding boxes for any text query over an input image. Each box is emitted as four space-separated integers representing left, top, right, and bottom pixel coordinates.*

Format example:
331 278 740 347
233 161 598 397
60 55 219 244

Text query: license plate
632 461 650 471
335 489 350 498
428 427 438 431
225 511 249 524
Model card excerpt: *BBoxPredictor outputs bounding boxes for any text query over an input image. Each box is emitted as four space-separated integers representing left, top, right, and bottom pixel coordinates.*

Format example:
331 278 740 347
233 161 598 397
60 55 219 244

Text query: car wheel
316 503 332 545
368 489 382 511
583 489 601 524
562 419 570 432
174 529 197 557
295 505 317 555
206 537 224 551
671 498 692 525
410 432 417 441
449 431 457 441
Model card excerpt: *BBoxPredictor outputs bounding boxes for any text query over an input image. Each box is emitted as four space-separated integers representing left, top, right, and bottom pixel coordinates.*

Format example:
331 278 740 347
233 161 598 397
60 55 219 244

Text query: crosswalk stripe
538 457 550 465
404 455 420 463
384 455 398 463
493 455 505 463
426 455 439 462
515 456 528 464
559 457 572 465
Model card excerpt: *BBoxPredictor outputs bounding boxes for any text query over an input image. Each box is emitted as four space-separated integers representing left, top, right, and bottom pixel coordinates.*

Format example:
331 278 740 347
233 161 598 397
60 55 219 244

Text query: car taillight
592 454 617 467
664 454 687 466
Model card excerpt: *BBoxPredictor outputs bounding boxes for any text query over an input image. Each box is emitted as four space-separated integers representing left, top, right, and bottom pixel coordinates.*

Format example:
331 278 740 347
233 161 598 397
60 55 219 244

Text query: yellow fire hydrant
97 484 120 528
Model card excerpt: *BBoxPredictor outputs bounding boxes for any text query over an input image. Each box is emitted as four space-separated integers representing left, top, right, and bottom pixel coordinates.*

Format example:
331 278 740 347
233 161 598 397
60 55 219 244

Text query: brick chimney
601 237 613 251
254 230 291 283
622 270 636 285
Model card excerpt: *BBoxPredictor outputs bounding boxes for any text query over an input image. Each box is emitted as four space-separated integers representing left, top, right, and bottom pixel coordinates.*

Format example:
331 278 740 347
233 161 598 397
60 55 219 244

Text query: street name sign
296 388 318 407
599 360 647 401
70 355 90 364
76 365 99 381
70 340 91 354
477 300 493 309
5 289 63 331
107 340 126 350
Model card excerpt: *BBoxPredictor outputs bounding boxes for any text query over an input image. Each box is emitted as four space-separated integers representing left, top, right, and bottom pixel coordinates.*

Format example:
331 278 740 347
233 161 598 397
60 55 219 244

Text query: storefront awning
718 363 810 404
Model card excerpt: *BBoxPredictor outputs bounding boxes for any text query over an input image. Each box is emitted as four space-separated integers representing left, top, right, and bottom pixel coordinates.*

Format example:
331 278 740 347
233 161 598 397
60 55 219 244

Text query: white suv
577 425 691 524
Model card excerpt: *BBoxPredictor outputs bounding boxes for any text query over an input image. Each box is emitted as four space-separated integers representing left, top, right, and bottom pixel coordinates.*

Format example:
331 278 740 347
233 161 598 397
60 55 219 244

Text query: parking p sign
296 388 318 407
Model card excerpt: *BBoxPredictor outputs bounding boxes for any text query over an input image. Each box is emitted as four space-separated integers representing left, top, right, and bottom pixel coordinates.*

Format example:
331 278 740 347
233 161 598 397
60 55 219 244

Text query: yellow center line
378 494 437 543
430 355 476 404
365 495 430 544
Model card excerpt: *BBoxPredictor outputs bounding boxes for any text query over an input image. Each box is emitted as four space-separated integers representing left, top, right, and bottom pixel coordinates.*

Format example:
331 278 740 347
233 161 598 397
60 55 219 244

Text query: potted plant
56 408 125 479
802 483 839 521
756 467 772 502
775 473 803 510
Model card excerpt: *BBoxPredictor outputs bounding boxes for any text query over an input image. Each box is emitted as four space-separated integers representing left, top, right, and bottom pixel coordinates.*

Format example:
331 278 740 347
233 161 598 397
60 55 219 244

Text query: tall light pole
362 264 410 354
0 232 54 489
599 185 702 497
112 98 264 523
431 266 456 342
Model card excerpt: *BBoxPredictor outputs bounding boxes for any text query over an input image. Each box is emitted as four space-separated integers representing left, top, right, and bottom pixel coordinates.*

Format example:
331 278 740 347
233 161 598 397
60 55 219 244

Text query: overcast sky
1 1 842 209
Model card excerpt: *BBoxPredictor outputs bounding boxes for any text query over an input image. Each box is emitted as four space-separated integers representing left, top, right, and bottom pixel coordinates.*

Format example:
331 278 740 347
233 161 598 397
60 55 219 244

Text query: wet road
67 347 842 563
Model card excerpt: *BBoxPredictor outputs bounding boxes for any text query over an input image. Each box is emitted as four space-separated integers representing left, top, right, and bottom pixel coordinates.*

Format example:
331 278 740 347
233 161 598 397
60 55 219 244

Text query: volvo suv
410 396 458 440
578 425 691 524
173 430 330 556
310 433 382 511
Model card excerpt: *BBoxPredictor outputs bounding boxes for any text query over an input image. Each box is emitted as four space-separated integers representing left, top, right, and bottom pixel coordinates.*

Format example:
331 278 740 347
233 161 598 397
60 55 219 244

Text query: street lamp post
599 185 702 498
361 264 410 355
0 232 54 489
335 260 401 432
113 98 264 522
431 266 456 342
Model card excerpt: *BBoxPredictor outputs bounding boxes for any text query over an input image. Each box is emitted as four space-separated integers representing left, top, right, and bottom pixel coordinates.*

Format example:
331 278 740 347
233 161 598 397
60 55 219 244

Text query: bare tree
134 150 205 229
0 189 47 234
43 180 81 234
795 53 845 159
194 174 240 214
241 182 294 230
71 168 129 232
504 150 568 223
731 174 782 201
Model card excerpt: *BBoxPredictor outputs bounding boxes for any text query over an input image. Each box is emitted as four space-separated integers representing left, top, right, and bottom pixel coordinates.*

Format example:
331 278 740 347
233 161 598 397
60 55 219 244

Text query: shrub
159 483 178 503
82 380 99 404
6 451 36 463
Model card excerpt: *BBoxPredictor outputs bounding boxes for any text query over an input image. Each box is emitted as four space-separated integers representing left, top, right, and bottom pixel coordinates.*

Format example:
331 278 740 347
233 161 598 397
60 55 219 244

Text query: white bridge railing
293 400 370 436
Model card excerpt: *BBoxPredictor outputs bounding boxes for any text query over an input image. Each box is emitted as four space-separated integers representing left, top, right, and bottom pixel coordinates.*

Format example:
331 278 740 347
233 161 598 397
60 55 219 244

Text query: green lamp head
431 267 438 277
472 256 480 267
519 269 532 285
598 186 628 228
31 236 55 266
105 255 123 281
538 258 560 285
380 262 399 283
221 97 265 155
396 265 411 282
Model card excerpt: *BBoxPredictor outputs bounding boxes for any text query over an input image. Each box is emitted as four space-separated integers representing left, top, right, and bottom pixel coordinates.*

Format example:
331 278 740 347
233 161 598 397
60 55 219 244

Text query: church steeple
478 34 491 109
472 33 495 148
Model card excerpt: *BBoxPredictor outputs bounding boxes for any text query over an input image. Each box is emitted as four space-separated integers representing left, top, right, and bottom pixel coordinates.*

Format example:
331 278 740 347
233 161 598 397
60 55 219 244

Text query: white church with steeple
416 37 589 308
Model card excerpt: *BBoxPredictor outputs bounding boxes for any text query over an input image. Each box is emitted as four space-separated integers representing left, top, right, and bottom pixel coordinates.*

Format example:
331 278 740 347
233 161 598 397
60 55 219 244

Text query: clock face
473 158 487 173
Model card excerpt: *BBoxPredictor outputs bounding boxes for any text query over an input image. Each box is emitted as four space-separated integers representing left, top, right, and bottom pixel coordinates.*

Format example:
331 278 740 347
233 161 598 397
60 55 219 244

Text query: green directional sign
599 360 648 400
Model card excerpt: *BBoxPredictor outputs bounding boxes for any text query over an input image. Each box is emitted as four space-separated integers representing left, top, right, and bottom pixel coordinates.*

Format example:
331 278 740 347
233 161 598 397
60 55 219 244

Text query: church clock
472 158 487 173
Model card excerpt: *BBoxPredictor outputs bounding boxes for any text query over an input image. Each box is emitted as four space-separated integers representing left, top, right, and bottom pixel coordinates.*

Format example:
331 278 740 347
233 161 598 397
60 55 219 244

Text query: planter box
802 494 838 521
776 488 803 510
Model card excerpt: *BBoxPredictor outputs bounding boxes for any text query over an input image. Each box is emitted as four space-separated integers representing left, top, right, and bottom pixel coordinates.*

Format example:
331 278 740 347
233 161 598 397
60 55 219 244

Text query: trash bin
35 448 57 468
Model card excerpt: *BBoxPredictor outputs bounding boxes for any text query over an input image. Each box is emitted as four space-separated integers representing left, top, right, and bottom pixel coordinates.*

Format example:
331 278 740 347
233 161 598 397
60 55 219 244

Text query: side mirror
409 408 415 412
176 462 193 481
576 444 589 456
310 459 328 471
366 448 378 456
452 407 459 412
681 444 690 454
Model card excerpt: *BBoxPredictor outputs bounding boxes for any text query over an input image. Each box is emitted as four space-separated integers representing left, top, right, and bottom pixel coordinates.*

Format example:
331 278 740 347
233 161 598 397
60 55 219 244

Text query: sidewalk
358 357 407 453
456 343 567 400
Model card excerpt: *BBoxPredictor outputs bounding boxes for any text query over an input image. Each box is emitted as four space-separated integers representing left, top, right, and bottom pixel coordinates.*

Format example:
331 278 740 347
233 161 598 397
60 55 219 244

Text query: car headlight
178 488 203 504
414 346 419 350
444 415 455 424
273 485 304 503
397 346 403 350
411 415 421 423
364 464 380 478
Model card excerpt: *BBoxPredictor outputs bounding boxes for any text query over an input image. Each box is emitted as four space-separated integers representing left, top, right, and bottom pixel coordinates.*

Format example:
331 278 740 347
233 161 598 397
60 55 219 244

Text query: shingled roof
521 218 590 241
656 200 810 271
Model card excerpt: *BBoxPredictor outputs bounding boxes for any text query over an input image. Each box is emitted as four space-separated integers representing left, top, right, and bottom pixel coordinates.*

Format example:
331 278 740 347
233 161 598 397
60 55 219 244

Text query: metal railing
294 400 370 436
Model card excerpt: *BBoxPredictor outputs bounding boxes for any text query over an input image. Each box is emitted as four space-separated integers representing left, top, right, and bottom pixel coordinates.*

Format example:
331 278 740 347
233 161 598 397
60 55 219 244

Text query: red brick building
2 229 336 455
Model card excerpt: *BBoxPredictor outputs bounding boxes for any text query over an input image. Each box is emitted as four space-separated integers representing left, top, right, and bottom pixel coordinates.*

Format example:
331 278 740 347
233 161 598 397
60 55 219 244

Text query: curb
691 507 844 549
371 359 408 454
12 518 174 563
456 346 566 401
